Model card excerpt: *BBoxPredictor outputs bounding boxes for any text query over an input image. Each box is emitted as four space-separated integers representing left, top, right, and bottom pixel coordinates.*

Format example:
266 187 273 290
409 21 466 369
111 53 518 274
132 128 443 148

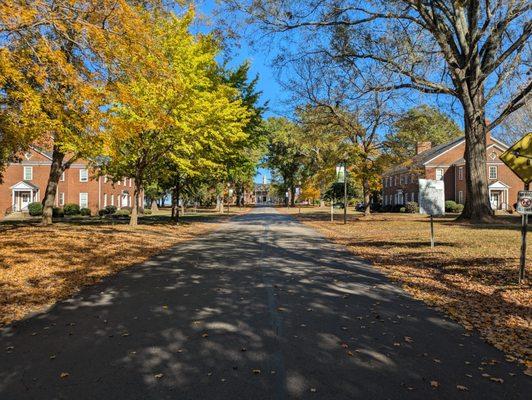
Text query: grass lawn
0 208 250 326
279 206 531 370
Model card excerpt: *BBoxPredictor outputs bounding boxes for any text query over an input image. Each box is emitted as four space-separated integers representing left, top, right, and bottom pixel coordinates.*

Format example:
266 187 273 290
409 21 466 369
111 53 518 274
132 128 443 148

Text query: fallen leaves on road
456 385 468 391
0 212 247 326
282 209 531 366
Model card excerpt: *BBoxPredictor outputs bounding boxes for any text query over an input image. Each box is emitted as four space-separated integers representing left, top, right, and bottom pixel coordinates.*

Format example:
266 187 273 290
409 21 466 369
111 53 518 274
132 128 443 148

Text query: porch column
11 190 15 211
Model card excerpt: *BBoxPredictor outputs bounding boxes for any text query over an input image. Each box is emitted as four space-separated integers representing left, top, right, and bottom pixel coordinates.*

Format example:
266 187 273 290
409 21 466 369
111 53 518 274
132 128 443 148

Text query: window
79 169 89 182
458 191 464 204
489 165 497 179
104 194 107 207
436 168 444 180
104 175 108 183
129 178 132 187
79 192 88 208
59 192 65 206
394 176 398 186
458 166 464 181
60 172 65 181
23 166 33 180
123 178 127 186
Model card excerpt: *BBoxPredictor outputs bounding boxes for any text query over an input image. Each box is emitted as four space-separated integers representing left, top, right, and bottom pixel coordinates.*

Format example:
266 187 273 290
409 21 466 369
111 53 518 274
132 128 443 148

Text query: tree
222 0 531 222
0 1 154 225
264 117 305 206
385 105 462 163
104 10 250 226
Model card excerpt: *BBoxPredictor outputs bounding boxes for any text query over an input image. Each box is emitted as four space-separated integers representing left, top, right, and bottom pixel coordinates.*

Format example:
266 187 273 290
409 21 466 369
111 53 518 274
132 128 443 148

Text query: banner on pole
336 165 345 183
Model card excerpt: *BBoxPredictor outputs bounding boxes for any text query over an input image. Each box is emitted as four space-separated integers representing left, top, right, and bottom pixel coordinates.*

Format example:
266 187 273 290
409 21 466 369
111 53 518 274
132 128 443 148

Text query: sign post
501 133 531 284
336 165 347 224
517 190 531 284
419 179 445 248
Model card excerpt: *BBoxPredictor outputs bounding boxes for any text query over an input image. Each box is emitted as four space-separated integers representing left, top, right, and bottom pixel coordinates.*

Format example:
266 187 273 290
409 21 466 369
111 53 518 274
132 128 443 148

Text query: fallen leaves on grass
281 209 532 366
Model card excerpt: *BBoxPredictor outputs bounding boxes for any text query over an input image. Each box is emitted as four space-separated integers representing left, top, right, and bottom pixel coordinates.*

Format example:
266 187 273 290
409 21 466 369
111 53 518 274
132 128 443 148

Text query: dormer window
24 152 32 160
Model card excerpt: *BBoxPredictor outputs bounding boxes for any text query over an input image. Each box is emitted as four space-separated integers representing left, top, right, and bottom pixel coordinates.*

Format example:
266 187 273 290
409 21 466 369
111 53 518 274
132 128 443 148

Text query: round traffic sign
520 197 532 207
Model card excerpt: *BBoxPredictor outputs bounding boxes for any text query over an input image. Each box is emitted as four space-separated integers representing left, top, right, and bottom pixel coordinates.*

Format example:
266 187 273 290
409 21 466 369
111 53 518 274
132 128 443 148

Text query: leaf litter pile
282 208 531 372
0 212 245 326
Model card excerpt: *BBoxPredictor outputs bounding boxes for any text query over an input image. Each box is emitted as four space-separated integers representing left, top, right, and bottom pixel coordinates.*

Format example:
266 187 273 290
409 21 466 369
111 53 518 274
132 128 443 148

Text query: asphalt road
0 207 530 399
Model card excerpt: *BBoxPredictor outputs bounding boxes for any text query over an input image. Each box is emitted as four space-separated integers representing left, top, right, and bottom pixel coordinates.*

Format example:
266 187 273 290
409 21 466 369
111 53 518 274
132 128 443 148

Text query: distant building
254 183 272 204
382 134 523 211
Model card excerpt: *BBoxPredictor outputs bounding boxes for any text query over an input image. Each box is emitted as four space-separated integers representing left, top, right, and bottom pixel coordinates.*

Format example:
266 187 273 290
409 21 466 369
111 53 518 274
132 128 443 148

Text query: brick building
382 135 524 211
0 147 142 218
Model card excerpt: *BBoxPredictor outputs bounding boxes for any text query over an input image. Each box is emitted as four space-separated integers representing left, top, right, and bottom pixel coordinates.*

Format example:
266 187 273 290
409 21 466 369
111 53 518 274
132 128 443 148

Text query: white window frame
103 194 107 207
489 165 497 180
59 192 65 206
129 178 132 187
458 166 464 181
436 168 444 181
111 194 115 206
60 172 65 181
79 192 88 208
79 169 89 182
394 176 398 186
23 166 33 181
458 191 464 204
104 175 108 183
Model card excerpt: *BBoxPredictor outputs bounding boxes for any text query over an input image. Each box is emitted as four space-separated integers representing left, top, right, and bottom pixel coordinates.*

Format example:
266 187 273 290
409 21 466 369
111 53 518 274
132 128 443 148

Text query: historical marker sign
517 191 532 215
419 179 445 216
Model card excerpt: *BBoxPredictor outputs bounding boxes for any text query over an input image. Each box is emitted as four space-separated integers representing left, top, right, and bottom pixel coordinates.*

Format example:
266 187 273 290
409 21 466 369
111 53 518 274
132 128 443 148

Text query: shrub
53 207 64 218
98 209 107 217
405 201 419 213
454 204 464 213
143 209 152 215
121 206 132 212
399 207 406 213
115 209 130 216
445 200 458 213
63 203 80 216
28 202 43 216
80 208 91 216
104 205 117 215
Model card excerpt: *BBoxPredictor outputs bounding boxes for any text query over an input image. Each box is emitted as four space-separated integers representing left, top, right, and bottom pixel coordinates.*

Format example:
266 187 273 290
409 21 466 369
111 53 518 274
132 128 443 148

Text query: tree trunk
459 112 494 222
290 185 296 207
363 179 371 216
130 182 141 226
174 176 181 223
41 145 65 226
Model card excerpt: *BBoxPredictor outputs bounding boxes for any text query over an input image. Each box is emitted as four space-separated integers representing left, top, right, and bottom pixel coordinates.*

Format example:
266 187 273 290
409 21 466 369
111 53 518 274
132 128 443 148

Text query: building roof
10 180 40 190
384 136 465 175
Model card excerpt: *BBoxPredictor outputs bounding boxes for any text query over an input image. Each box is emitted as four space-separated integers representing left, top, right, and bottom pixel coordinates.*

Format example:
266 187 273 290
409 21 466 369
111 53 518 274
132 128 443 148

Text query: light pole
343 161 348 225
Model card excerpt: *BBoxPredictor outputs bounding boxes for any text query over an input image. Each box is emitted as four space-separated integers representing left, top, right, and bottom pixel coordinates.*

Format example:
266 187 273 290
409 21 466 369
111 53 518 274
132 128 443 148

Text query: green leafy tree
264 117 305 206
385 105 462 163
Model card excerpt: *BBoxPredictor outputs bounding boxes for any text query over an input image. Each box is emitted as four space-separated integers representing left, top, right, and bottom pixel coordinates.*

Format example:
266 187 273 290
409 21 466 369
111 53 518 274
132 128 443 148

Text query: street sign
419 179 445 216
336 165 345 183
500 133 532 184
517 191 532 215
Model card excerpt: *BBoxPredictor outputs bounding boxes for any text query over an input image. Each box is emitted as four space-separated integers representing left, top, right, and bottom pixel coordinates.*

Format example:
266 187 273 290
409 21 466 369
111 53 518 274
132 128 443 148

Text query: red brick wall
382 136 525 210
0 148 142 218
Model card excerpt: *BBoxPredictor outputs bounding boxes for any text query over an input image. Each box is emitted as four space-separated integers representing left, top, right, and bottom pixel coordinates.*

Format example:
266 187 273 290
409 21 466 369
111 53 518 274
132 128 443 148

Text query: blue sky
196 1 280 183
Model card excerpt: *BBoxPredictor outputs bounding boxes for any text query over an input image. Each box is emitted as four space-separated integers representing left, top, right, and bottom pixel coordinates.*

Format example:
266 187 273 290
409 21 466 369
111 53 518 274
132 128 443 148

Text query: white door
20 192 31 211
490 192 500 210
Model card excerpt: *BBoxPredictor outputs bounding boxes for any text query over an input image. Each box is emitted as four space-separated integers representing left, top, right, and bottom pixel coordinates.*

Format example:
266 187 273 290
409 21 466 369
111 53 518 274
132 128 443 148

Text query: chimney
416 141 432 154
